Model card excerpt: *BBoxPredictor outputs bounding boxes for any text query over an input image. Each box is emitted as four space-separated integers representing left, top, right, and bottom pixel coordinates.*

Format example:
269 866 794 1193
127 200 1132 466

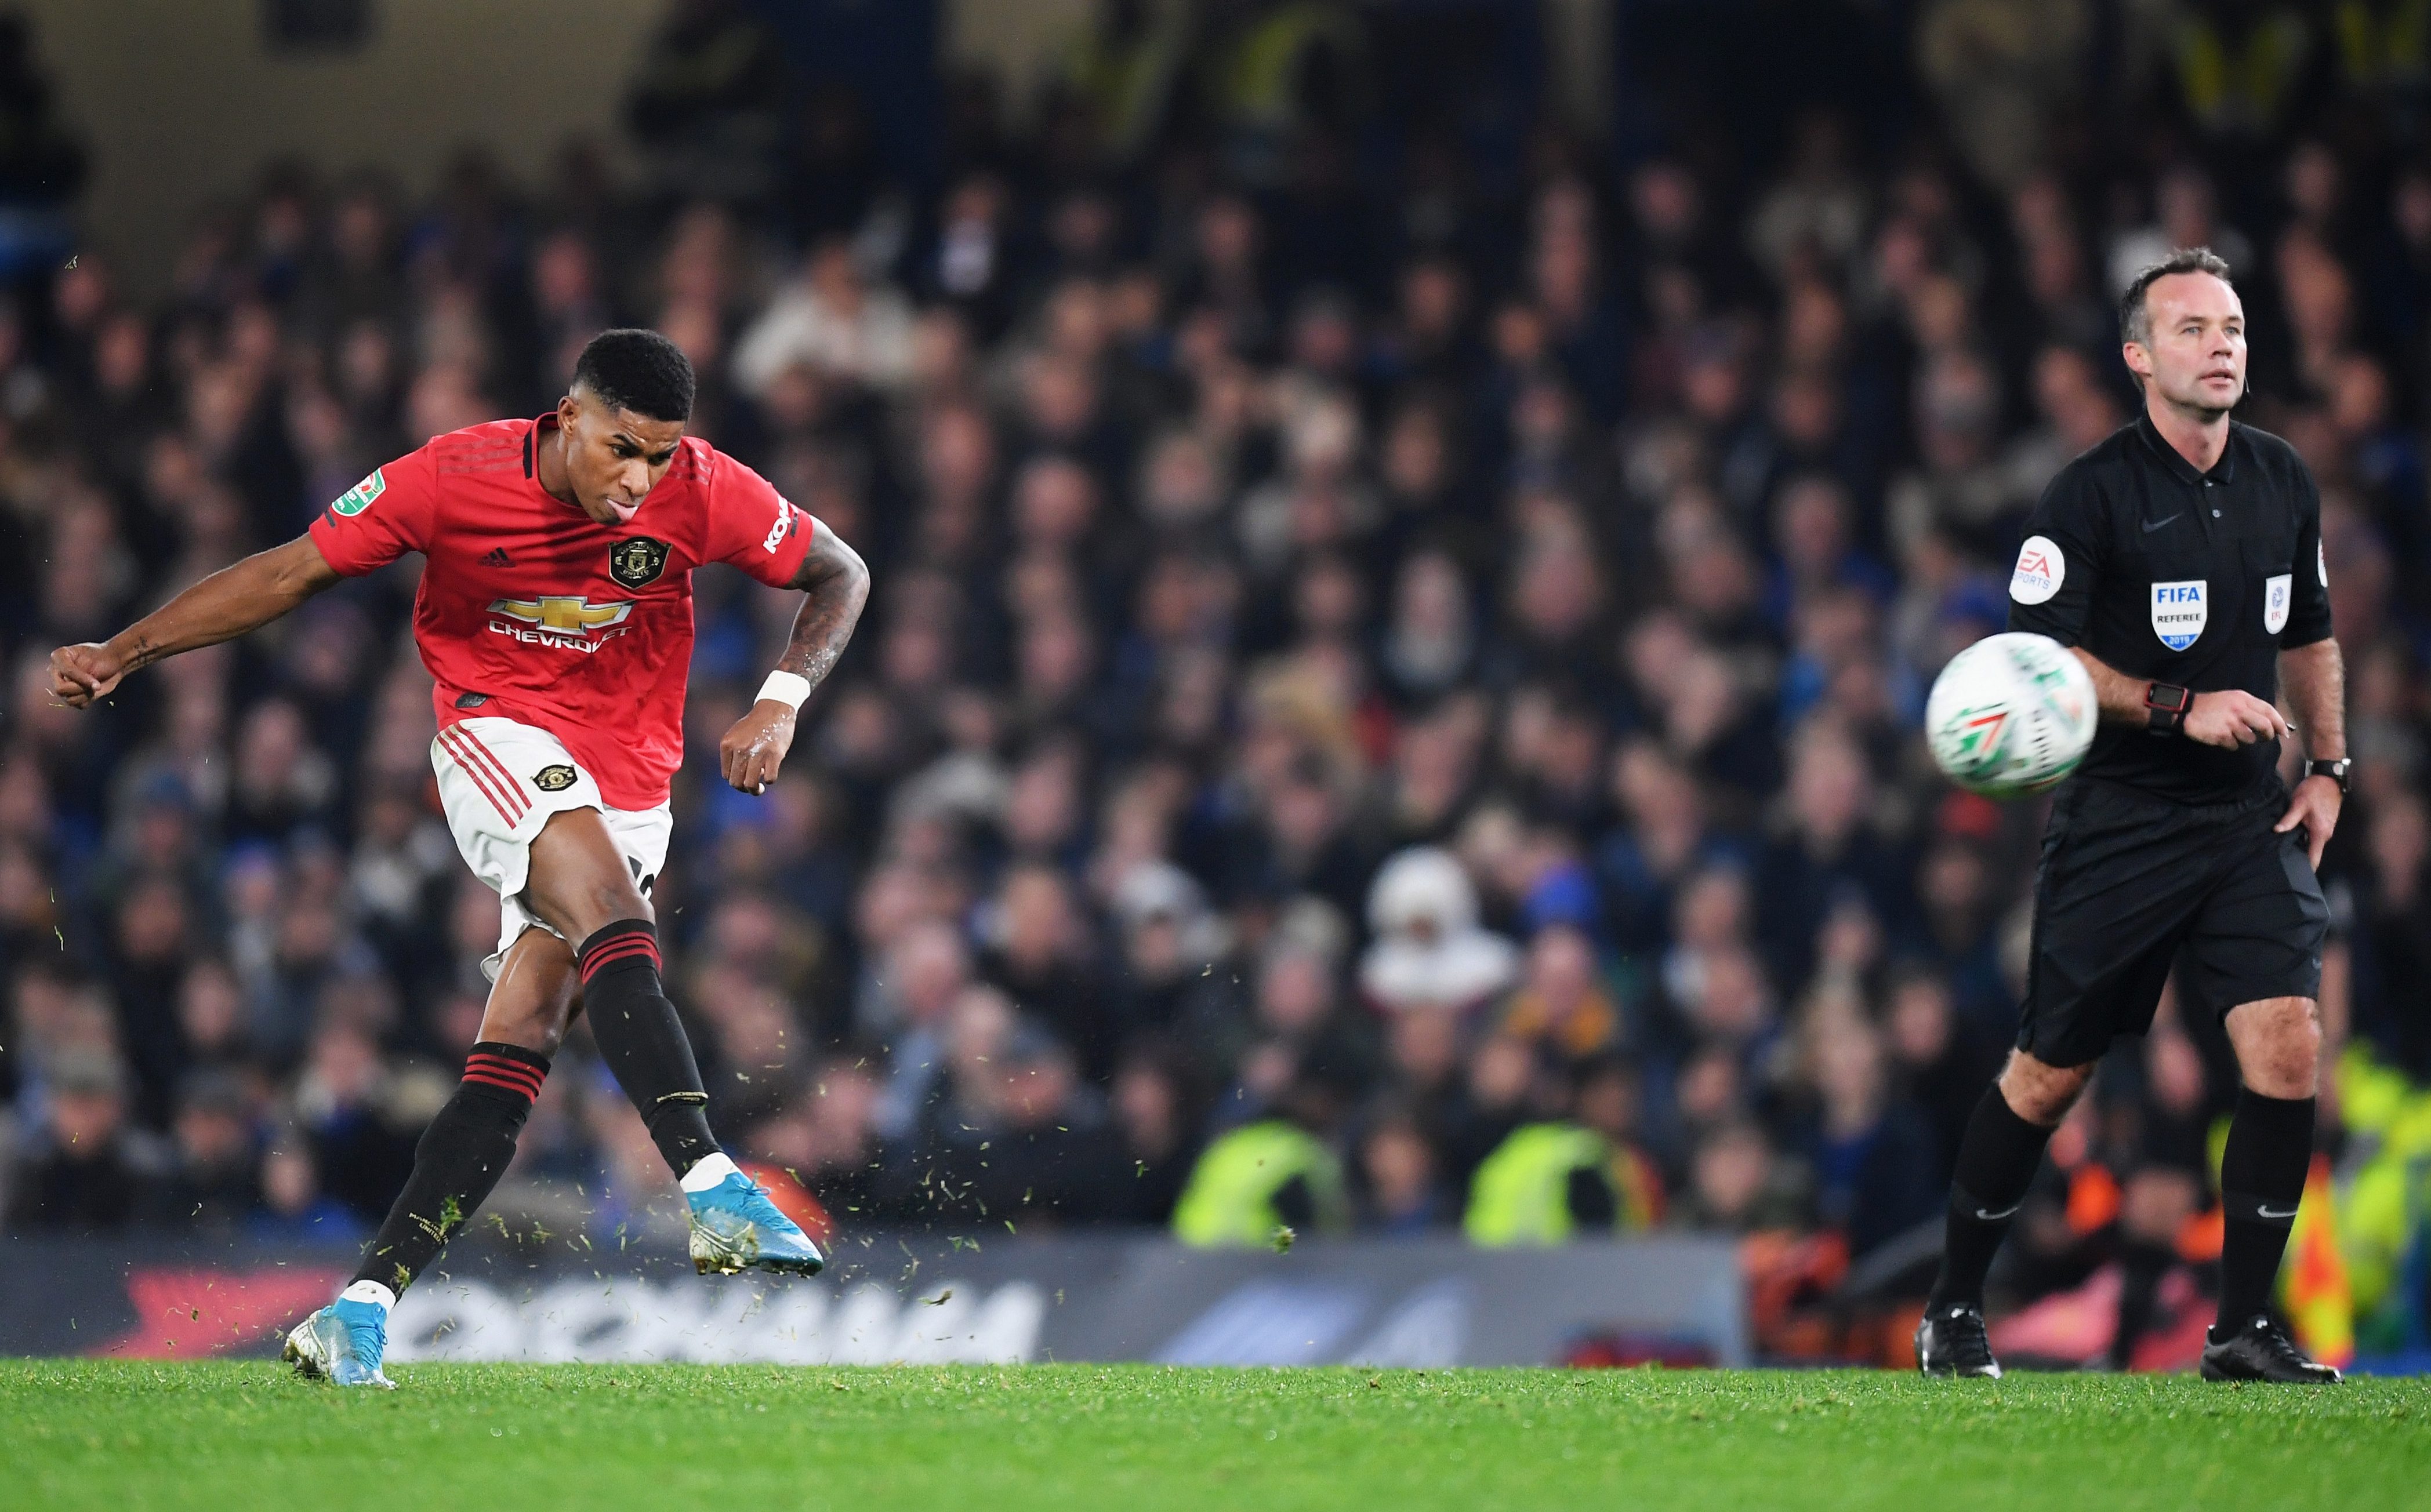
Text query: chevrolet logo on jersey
487 597 634 634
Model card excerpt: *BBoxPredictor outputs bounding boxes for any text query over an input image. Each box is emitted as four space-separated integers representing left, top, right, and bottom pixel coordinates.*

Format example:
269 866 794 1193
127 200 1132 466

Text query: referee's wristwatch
2145 681 2193 737
2304 758 2352 795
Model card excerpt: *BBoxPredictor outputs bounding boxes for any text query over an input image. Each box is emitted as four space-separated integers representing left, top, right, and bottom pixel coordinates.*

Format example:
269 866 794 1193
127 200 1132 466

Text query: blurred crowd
4 0 2431 1360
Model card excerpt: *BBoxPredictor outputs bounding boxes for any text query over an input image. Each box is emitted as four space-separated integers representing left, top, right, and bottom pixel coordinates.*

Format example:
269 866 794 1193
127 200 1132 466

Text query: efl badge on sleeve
2263 573 2291 635
2151 580 2207 652
608 536 671 589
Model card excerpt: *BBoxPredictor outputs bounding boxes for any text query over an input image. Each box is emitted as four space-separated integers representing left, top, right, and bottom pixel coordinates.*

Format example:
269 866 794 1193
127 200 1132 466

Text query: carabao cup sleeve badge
330 468 385 517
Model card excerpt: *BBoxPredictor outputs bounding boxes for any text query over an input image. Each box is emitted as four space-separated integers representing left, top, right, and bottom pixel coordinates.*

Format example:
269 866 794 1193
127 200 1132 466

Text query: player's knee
527 810 655 939
500 978 580 1055
528 858 652 940
573 874 652 937
484 1006 569 1058
479 936 582 1055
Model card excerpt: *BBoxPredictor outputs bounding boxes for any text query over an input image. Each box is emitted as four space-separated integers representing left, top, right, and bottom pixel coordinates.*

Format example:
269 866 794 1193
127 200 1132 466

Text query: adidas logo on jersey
480 547 514 568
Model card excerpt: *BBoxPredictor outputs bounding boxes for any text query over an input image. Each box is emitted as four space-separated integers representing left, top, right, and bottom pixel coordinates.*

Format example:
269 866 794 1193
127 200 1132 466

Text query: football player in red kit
49 330 869 1387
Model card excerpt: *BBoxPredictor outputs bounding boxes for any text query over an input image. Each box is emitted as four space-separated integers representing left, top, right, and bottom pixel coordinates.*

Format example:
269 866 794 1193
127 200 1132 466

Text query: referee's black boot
2200 1315 2342 1384
1915 1303 2002 1379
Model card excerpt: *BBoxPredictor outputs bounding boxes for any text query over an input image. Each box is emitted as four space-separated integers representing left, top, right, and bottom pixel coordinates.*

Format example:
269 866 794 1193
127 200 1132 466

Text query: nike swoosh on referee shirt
1972 1203 2022 1221
2142 514 2182 532
2256 1204 2299 1220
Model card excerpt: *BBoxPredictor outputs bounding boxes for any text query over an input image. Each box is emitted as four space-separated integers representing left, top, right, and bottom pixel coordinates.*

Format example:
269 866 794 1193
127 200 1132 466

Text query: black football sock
2216 1088 2314 1332
576 918 719 1177
1926 1084 2057 1313
350 1042 548 1295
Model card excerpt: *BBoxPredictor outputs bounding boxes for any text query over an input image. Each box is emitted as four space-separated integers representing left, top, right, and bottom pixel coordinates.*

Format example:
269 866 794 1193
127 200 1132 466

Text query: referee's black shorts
2020 776 2328 1068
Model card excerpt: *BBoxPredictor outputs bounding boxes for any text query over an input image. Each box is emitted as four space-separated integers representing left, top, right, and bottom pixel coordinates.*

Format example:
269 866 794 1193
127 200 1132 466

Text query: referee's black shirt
2006 412 2332 805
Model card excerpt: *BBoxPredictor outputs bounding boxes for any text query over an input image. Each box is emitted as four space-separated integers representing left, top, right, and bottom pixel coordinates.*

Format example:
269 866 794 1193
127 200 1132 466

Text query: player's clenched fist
2182 688 2290 749
48 642 127 707
719 699 798 794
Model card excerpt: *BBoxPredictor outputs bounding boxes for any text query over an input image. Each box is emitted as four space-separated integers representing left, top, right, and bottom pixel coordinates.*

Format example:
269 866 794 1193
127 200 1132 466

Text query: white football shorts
430 716 672 980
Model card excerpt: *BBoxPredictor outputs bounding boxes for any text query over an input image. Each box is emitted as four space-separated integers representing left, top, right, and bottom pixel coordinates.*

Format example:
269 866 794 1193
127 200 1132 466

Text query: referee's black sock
350 1041 549 1296
2216 1087 2314 1332
1926 1085 2056 1313
576 918 720 1177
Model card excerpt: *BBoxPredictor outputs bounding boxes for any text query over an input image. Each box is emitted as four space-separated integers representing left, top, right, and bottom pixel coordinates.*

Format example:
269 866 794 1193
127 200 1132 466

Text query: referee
1915 248 2347 1383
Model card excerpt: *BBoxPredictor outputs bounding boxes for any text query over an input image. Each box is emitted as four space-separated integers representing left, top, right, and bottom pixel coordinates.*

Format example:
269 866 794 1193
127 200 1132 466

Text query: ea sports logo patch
330 469 386 517
533 764 578 793
608 536 670 589
2151 579 2207 652
2010 535 2063 605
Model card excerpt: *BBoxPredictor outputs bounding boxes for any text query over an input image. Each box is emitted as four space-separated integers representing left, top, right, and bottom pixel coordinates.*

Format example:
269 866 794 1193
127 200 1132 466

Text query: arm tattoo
778 530 870 696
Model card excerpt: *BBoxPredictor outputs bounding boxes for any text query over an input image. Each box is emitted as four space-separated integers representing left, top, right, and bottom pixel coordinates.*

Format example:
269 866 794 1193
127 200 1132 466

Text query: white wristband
756 670 811 710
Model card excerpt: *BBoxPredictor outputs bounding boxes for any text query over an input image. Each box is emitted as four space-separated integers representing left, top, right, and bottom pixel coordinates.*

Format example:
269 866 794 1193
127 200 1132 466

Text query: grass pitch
3 1360 2425 1511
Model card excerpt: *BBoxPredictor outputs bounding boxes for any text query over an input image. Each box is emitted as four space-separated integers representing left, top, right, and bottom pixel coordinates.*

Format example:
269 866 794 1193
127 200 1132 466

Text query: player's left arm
2276 637 2345 869
719 523 870 794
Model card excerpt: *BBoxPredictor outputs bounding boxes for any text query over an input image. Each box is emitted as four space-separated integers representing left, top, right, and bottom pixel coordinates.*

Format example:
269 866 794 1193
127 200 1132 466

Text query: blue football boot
284 1295 396 1389
685 1162 826 1277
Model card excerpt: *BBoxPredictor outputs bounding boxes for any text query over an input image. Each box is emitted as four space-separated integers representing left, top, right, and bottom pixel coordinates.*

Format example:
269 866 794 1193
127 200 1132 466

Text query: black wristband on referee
2145 681 2191 737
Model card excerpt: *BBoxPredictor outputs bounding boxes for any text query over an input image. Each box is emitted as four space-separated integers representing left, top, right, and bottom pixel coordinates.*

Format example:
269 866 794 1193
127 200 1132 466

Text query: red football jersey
309 416 817 809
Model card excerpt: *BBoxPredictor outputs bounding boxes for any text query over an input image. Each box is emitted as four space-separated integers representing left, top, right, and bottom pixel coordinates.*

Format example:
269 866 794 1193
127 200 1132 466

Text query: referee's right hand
2181 688 2291 748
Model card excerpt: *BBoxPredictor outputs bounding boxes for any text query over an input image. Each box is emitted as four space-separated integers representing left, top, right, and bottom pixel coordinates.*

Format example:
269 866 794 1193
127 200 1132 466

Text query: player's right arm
2006 461 2284 750
49 536 342 707
52 448 434 708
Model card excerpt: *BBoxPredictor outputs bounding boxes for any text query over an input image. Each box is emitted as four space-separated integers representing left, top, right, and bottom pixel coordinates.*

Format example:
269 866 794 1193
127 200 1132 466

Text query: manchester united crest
608 536 670 589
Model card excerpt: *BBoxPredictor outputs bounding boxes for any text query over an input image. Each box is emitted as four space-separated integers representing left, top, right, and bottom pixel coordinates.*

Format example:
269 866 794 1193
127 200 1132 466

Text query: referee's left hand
2275 774 2343 871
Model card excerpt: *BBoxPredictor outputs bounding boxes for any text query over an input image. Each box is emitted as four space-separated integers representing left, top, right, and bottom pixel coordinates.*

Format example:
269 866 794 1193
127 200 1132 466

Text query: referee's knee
1997 1051 2094 1126
2227 995 2321 1097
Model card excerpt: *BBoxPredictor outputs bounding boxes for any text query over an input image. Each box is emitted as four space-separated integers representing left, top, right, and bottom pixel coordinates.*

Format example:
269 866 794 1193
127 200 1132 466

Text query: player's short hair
2119 247 2235 348
571 328 695 422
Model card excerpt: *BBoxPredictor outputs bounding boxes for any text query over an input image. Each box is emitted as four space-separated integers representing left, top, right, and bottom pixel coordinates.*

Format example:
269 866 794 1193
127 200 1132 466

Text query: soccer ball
1925 632 2098 798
